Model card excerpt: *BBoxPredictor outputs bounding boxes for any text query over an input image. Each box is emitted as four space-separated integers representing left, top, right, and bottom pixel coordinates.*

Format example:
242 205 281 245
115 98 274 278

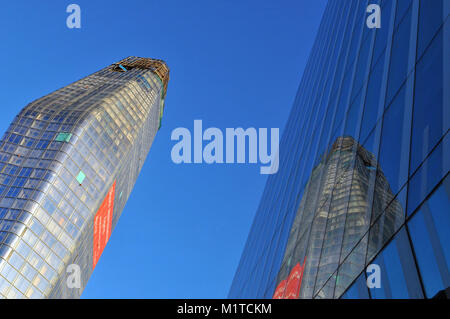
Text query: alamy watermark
66 4 81 29
366 4 381 29
66 264 81 289
366 264 381 289
170 120 279 174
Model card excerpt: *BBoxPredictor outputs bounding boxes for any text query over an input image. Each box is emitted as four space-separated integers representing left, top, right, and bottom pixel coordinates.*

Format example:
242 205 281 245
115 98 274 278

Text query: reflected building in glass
230 0 449 299
0 57 169 298
273 136 404 299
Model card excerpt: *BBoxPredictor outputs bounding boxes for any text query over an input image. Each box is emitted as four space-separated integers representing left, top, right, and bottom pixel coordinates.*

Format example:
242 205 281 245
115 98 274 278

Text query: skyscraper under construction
0 57 169 298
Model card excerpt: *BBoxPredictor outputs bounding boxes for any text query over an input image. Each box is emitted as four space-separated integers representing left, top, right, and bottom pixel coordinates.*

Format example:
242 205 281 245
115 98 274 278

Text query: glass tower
0 57 169 298
230 0 449 299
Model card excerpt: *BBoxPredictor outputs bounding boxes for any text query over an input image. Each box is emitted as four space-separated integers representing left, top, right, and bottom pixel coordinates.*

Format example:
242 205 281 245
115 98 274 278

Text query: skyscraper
0 56 169 298
230 0 449 299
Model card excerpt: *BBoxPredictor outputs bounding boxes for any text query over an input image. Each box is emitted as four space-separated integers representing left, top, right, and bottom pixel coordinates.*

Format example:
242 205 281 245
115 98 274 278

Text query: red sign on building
93 181 116 269
273 257 306 299
273 279 287 299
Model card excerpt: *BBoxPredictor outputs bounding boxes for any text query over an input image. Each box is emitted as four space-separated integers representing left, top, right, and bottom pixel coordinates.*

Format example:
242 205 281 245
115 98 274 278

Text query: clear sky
0 0 326 298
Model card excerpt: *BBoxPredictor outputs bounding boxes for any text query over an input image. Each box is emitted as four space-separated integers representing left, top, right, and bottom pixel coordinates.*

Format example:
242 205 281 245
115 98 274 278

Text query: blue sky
0 0 326 298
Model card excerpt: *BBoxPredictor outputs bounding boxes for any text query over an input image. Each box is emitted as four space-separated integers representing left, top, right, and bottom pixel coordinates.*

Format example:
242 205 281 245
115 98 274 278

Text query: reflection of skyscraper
0 57 169 298
273 136 403 299
230 0 448 299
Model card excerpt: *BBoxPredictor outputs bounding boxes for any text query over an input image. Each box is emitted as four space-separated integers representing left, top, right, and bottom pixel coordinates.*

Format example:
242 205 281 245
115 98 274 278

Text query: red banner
93 181 116 269
273 279 287 299
273 257 306 299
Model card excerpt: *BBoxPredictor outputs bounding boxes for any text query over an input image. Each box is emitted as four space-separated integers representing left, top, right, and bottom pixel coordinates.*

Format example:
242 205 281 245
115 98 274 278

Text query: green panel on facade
76 171 86 184
56 132 72 142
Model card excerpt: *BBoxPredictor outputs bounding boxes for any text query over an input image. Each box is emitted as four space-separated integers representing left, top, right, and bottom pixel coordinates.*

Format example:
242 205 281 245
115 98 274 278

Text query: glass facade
229 0 449 299
0 57 169 298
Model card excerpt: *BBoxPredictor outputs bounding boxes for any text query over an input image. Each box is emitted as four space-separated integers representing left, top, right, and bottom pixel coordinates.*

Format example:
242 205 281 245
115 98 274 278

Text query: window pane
360 51 386 142
386 5 412 106
408 176 450 298
370 228 423 298
407 133 449 215
344 0 366 75
334 73 352 131
367 186 406 261
336 234 369 297
351 37 373 103
417 0 444 59
361 116 381 157
341 273 370 299
345 90 363 139
411 28 446 173
395 0 413 29
379 81 411 195
372 0 394 64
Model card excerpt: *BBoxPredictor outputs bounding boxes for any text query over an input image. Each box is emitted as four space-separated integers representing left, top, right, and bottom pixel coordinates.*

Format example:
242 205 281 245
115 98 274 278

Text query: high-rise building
0 56 169 298
230 0 449 299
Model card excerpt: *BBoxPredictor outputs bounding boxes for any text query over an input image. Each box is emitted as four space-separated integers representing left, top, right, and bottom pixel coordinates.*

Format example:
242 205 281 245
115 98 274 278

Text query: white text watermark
171 120 279 174
66 4 81 29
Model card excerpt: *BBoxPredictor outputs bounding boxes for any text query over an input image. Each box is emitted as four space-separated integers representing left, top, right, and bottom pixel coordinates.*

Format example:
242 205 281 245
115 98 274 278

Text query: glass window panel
341 273 370 299
334 73 352 131
336 234 369 297
360 52 386 142
386 5 412 106
351 37 373 102
370 228 423 298
411 29 445 174
408 176 450 298
372 0 393 64
367 186 406 261
345 0 366 74
344 90 363 139
407 133 449 215
417 0 444 59
379 82 411 195
395 0 413 29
